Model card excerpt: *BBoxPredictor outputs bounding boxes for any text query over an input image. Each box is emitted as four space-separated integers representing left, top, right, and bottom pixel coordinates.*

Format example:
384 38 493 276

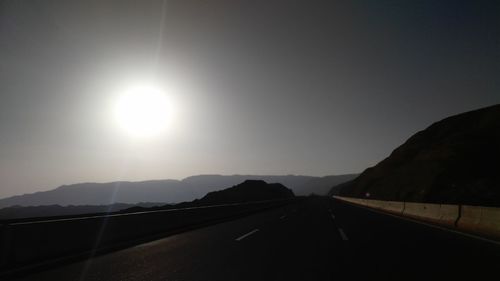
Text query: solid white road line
235 229 260 241
330 213 336 220
338 228 349 241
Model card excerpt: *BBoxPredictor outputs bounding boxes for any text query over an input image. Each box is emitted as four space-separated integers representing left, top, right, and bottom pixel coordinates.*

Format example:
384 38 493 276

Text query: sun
114 86 170 138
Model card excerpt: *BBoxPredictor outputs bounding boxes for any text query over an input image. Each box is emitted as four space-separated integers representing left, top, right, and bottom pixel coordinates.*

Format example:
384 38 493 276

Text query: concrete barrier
456 205 482 232
379 200 405 214
353 198 381 209
403 202 442 221
332 196 500 242
362 199 381 209
457 205 500 238
333 196 403 214
478 206 500 233
438 204 459 226
476 206 500 237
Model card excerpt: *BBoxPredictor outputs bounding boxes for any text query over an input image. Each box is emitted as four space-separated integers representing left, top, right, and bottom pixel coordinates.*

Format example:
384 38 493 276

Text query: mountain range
0 180 296 220
0 174 356 208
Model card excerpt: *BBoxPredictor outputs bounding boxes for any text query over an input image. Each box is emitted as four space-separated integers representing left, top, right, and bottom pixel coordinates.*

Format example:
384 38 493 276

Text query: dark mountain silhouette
337 104 500 206
197 180 294 204
122 180 295 213
0 202 163 220
180 174 356 197
0 174 355 208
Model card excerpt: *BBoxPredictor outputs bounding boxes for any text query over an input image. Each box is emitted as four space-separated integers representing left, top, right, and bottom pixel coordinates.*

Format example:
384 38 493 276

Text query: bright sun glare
114 86 170 138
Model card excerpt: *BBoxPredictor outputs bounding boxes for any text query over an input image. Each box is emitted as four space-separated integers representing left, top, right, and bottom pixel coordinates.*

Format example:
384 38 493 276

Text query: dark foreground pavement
15 197 500 281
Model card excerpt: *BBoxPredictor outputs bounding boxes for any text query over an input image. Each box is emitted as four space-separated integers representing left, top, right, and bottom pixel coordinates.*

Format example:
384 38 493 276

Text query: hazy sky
0 0 499 197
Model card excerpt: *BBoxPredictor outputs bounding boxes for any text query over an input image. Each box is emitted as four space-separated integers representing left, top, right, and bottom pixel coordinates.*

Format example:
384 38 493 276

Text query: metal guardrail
0 198 298 272
1 198 291 226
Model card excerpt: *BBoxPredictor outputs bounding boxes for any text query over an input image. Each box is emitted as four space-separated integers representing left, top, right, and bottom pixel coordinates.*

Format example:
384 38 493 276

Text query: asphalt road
15 197 500 281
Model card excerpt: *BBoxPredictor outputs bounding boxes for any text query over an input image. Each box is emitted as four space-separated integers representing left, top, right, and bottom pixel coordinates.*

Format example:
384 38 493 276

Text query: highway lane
15 197 500 281
329 198 500 280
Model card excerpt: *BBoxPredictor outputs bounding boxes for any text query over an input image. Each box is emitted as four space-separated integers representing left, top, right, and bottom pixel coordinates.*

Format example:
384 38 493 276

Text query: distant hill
197 180 294 204
337 104 500 206
0 174 356 208
123 180 295 213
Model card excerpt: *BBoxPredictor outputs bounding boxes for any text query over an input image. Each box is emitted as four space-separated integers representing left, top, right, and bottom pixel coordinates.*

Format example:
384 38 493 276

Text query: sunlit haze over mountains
0 0 499 198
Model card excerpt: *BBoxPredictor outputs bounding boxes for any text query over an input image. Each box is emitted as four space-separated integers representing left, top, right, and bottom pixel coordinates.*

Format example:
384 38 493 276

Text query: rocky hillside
0 174 354 208
338 104 500 206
